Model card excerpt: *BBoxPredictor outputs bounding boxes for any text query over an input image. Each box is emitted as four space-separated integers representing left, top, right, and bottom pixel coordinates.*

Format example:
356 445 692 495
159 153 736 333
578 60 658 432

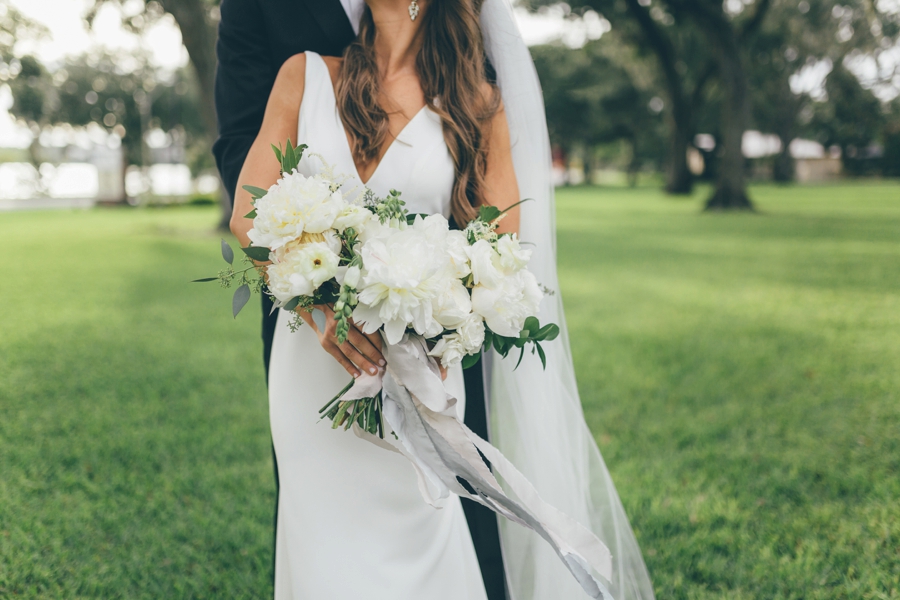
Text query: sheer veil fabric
479 2 656 598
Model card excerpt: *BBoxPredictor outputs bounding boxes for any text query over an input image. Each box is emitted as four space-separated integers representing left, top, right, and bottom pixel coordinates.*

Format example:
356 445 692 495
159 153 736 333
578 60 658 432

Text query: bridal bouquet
197 140 559 438
195 141 615 598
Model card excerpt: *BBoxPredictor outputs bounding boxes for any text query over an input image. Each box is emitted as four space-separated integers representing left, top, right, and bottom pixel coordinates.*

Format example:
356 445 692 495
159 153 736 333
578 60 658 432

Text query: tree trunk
667 112 693 194
772 141 794 183
156 0 231 228
622 0 694 195
703 20 753 210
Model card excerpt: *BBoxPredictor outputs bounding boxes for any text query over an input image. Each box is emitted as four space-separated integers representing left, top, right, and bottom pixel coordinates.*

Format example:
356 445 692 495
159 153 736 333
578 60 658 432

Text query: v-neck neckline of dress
316 54 428 186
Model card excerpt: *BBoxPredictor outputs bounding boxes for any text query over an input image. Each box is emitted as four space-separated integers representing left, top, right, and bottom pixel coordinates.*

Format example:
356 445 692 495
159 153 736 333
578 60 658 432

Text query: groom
212 1 508 598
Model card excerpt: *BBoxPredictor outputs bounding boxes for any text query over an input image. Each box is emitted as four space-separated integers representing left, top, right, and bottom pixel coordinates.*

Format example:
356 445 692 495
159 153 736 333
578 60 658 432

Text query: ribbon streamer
339 334 615 598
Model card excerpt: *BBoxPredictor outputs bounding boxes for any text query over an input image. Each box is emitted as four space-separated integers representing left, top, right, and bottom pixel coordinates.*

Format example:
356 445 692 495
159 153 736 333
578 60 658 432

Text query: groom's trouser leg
262 293 280 588
462 357 509 600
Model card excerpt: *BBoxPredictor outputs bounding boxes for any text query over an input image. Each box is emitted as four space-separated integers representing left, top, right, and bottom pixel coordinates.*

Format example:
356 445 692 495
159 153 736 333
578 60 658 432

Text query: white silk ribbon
340 334 615 599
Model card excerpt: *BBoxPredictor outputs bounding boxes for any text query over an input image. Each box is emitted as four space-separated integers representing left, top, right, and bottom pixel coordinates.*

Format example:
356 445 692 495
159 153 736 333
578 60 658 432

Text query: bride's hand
299 305 384 378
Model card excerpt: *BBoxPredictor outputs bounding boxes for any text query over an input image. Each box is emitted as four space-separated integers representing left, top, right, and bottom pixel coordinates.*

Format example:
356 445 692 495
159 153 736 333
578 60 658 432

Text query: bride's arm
230 54 305 245
481 94 521 236
230 53 384 379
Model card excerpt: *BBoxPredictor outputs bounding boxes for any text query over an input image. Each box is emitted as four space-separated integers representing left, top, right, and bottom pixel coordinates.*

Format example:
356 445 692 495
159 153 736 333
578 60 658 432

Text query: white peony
247 171 345 250
333 203 371 234
471 269 543 337
445 230 472 279
432 278 473 330
466 239 504 287
457 314 486 354
352 218 449 344
427 333 467 368
495 234 532 274
266 241 340 303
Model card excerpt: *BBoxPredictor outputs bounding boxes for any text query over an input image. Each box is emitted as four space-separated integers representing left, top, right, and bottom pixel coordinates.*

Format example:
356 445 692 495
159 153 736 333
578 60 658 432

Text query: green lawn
1 182 898 598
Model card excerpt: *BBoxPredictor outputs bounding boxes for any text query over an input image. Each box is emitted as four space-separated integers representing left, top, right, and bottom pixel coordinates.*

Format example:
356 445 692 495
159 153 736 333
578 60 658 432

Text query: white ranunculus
428 333 467 368
495 234 532 274
466 239 504 288
333 204 371 234
267 241 340 303
352 223 449 344
432 278 473 330
471 269 543 337
247 171 345 250
457 315 486 354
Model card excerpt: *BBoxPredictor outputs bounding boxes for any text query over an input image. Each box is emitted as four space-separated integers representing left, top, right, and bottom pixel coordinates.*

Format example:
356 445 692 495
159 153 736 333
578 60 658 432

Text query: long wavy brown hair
336 0 499 225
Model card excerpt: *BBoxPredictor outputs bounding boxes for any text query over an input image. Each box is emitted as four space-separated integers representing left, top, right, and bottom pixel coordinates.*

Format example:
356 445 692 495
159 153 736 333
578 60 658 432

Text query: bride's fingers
345 326 385 369
319 305 381 376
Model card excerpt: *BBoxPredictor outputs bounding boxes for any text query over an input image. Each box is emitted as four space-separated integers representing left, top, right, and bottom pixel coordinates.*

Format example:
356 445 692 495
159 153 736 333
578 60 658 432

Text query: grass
1 182 898 598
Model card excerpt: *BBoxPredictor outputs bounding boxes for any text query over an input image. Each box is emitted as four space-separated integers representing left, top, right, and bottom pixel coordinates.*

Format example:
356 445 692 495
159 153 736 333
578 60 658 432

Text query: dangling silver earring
408 0 420 21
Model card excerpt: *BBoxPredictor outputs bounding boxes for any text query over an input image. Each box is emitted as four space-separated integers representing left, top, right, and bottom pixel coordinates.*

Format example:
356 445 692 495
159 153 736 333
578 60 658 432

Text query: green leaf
514 346 526 369
221 238 234 265
478 204 502 223
271 143 283 164
536 343 547 369
191 277 218 283
241 185 268 199
244 209 257 219
241 246 271 261
406 213 430 225
282 297 300 312
483 329 493 351
462 351 481 370
536 323 560 341
523 316 540 336
232 284 251 318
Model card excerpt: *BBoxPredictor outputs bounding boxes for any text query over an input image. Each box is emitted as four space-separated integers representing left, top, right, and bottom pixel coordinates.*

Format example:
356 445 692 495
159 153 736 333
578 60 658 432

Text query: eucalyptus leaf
537 323 560 341
232 284 251 319
536 343 547 369
282 297 300 312
191 277 218 283
241 246 271 261
220 239 234 265
514 346 526 369
242 185 268 199
462 351 481 370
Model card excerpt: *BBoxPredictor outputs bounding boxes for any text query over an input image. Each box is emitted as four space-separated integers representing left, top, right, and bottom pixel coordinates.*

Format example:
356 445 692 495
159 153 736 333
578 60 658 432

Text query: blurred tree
531 0 772 209
8 50 204 201
531 35 666 184
806 64 888 175
84 0 224 218
746 0 900 181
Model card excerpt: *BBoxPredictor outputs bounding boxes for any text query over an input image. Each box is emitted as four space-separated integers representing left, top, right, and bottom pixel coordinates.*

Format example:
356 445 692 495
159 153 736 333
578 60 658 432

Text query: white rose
267 241 340 304
457 315 486 354
466 239 504 288
428 333 467 368
495 234 532 274
352 225 449 344
247 171 345 250
471 269 543 337
333 204 371 233
432 278 473 330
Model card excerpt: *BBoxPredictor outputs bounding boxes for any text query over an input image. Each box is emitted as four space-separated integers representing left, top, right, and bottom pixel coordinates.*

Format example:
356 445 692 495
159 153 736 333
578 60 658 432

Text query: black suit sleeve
212 0 277 203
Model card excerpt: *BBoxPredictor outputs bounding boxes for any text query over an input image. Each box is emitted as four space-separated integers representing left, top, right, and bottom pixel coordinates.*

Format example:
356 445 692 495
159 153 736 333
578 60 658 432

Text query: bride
229 0 655 598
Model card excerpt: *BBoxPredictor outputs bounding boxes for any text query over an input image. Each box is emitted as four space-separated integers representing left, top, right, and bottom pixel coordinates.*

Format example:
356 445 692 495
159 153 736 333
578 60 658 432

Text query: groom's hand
299 305 384 378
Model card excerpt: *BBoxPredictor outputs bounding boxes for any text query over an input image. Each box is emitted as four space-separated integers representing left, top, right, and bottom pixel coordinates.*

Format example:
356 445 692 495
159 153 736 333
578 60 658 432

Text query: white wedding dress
267 52 489 600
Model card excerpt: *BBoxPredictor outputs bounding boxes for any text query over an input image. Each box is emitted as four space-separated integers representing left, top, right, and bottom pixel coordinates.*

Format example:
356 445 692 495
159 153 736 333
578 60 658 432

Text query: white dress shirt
340 0 366 35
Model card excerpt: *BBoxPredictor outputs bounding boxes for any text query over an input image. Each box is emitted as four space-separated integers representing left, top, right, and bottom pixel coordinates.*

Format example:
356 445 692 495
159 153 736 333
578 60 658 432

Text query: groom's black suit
212 2 508 598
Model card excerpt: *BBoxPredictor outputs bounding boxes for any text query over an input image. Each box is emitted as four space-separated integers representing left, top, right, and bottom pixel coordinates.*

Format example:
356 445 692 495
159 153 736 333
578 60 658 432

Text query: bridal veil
479 2 656 598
